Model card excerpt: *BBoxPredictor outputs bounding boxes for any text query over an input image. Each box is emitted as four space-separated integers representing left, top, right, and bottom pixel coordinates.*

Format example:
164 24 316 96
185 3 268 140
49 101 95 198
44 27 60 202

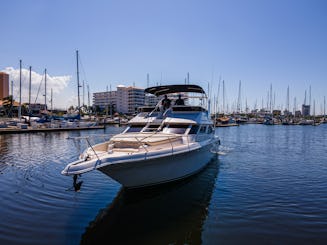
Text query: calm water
0 124 326 244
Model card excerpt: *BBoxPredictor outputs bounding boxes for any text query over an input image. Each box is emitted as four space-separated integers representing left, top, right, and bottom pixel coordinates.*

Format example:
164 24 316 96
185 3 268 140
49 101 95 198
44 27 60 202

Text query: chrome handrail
148 98 163 117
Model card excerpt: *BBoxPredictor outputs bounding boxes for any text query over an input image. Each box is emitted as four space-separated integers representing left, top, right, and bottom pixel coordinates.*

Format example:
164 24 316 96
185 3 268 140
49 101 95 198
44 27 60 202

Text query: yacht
61 84 220 188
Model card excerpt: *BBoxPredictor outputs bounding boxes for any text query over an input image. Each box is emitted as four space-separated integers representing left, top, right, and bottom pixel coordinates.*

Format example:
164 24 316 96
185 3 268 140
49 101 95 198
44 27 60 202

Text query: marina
0 124 326 244
1 1 327 244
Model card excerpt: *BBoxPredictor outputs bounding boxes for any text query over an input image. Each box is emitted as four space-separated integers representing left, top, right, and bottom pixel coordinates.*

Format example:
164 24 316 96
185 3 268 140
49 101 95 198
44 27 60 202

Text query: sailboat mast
83 80 85 107
76 50 81 116
110 84 112 117
51 88 53 114
324 96 326 121
147 73 150 88
309 85 311 114
293 97 296 116
29 66 32 113
222 80 225 114
44 69 47 110
237 80 241 113
270 84 272 113
286 86 290 112
18 59 22 119
87 84 90 108
106 85 109 117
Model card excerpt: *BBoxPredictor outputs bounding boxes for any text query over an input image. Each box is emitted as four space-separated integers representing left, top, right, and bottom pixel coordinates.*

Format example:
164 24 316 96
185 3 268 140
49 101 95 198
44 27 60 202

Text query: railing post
135 136 148 160
168 136 174 155
86 138 100 161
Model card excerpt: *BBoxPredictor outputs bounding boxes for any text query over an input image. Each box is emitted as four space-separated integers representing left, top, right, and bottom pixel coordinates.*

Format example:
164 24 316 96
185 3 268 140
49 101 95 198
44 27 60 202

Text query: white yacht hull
98 143 215 188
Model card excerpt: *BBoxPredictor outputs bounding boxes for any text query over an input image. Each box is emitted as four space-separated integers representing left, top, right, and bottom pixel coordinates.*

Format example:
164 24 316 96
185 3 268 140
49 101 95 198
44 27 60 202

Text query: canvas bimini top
144 84 206 97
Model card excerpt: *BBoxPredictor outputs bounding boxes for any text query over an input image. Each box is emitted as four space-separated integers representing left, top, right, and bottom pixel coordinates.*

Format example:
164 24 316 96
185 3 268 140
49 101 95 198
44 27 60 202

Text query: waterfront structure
93 85 144 115
302 104 310 116
145 93 160 106
295 110 302 117
0 72 9 99
126 86 145 114
28 103 47 115
93 90 117 111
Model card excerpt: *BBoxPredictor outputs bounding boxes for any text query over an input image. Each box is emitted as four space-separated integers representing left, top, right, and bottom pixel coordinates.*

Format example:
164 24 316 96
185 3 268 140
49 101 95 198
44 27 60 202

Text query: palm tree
2 95 14 117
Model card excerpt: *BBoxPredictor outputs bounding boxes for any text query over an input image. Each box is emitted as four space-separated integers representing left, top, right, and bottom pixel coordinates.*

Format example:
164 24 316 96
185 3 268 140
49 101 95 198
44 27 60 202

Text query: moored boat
61 84 220 189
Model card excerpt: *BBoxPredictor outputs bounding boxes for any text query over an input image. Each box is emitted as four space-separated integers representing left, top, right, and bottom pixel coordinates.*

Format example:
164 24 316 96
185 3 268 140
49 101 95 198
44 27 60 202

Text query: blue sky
1 0 326 113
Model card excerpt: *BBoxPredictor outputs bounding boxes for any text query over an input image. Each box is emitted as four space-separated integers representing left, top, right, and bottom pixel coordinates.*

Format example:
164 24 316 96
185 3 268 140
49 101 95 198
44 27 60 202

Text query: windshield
162 125 189 134
126 125 144 133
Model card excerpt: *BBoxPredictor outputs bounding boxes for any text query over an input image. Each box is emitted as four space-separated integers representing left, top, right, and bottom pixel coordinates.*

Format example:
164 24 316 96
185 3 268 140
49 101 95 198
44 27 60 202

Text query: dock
0 125 105 134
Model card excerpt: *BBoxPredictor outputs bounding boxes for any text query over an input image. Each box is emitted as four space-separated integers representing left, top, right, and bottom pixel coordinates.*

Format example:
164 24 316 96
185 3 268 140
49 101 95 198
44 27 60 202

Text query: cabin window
126 125 144 132
207 125 213 134
143 124 160 132
189 125 199 134
199 125 207 134
163 125 188 134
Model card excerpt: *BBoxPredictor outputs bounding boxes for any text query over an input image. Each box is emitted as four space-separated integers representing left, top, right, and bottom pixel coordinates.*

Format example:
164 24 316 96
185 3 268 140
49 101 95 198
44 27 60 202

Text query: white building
145 93 160 106
93 90 117 110
93 85 145 115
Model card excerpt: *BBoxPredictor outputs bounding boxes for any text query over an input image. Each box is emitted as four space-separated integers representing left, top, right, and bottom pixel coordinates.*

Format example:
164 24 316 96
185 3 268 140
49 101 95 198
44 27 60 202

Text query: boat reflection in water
81 157 219 245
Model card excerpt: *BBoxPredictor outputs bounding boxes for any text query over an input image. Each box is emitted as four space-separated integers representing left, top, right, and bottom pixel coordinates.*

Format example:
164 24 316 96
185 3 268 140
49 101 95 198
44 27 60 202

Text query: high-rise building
116 85 145 114
0 72 9 99
145 93 160 106
93 85 145 114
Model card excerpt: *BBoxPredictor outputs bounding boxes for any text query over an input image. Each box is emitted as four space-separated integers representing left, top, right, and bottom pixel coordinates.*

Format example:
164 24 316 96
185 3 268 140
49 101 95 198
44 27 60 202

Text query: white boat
61 84 220 189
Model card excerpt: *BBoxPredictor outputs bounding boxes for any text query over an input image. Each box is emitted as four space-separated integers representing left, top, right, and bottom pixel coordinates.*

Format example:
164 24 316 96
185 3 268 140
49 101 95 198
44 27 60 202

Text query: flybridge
144 84 206 96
